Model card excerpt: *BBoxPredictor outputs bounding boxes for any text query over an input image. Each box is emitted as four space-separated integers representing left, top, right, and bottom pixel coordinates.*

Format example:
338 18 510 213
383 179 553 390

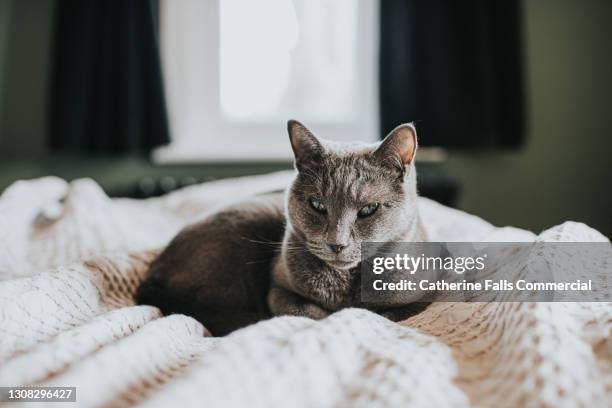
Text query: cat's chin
323 258 360 270
305 244 361 270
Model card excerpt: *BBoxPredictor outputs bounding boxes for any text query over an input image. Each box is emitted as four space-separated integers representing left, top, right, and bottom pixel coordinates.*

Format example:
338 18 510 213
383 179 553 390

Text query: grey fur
136 120 427 336
269 120 426 319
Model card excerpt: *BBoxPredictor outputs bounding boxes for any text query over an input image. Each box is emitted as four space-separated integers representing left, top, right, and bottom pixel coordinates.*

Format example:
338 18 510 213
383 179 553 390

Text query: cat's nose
328 244 347 253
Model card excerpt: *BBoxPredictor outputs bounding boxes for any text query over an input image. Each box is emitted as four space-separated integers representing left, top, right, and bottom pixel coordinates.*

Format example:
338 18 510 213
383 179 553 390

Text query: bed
0 172 610 407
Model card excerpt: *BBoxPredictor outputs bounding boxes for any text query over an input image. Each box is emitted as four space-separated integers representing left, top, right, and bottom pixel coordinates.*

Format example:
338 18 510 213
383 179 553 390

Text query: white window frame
154 0 380 163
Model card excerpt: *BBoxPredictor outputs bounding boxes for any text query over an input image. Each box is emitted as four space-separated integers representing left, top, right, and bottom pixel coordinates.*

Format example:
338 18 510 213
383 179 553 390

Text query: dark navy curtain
379 0 525 149
49 0 170 153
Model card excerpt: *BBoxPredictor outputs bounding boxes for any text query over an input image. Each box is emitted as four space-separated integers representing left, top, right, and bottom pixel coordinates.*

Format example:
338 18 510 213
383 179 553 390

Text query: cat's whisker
242 237 286 248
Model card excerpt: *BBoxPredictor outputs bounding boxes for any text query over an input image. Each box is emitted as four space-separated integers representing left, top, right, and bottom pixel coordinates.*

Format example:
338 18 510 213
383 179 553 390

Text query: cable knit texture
0 172 610 408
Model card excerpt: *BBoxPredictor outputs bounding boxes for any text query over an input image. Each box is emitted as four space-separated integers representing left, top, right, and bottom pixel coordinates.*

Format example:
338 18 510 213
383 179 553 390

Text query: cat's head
286 119 419 270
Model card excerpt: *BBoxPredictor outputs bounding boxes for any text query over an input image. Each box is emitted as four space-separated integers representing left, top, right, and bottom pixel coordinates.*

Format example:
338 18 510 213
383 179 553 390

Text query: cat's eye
309 197 327 214
358 203 380 218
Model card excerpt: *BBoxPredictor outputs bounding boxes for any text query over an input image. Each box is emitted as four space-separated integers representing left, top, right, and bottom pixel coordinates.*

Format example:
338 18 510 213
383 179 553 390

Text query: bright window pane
220 0 359 123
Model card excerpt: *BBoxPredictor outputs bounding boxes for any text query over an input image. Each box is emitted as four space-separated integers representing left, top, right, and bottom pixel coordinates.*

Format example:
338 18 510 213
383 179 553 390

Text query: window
154 0 379 162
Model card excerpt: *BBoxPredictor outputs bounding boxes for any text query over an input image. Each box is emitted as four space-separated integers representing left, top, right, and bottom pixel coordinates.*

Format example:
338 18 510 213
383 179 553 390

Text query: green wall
0 0 14 128
0 0 53 156
446 0 612 236
0 0 610 236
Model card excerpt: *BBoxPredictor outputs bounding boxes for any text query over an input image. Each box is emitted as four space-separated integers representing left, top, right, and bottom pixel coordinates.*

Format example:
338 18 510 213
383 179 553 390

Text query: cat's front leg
267 286 330 320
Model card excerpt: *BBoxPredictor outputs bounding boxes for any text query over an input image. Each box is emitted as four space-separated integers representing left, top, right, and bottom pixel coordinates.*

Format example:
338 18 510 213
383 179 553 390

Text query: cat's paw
295 302 330 320
268 287 330 320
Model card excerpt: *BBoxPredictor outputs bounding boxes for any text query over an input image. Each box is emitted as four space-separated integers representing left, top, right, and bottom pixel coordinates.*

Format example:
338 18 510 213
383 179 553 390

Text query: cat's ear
287 119 324 170
374 123 417 174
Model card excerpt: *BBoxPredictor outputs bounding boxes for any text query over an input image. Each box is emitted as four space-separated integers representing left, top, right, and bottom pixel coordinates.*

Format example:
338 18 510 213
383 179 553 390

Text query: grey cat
136 120 428 335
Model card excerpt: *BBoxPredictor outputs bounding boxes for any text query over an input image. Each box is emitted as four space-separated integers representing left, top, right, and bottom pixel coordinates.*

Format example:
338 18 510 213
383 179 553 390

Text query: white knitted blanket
0 172 610 408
